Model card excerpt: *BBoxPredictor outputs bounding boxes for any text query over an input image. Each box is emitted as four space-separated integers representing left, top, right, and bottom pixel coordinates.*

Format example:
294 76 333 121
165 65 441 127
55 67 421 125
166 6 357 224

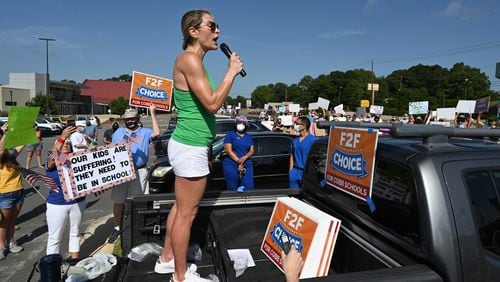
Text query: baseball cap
235 116 248 123
123 109 139 119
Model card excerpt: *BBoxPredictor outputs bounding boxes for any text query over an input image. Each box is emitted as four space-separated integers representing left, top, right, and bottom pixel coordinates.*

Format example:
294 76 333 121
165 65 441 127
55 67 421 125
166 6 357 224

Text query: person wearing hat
108 104 159 243
68 118 89 153
222 116 254 191
456 113 468 128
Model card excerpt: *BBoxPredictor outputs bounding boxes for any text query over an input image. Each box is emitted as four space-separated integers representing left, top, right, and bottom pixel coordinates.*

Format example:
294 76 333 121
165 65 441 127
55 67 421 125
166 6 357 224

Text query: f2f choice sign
325 127 378 201
129 71 173 111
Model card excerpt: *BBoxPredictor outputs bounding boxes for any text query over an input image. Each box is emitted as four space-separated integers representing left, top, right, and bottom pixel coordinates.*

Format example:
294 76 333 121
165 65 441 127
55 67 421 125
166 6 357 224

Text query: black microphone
220 43 246 77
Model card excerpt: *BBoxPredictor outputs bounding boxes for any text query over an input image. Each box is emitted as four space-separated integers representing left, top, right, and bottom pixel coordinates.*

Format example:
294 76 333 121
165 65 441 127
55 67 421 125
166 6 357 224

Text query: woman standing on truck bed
155 9 243 282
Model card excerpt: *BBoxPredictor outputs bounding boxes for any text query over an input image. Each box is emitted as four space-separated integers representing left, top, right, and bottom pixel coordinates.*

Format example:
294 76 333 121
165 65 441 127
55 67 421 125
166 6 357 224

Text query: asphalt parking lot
0 113 173 281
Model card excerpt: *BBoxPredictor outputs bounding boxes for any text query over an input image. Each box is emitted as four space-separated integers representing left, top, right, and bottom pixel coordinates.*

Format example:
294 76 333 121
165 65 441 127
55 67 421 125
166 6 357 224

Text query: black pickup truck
109 122 500 282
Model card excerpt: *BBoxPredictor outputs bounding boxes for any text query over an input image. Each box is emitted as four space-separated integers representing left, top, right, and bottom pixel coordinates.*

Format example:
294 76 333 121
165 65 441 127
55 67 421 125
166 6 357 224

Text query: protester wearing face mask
289 116 316 189
222 117 254 191
456 113 468 128
69 118 89 152
402 114 409 124
103 122 119 145
108 105 160 243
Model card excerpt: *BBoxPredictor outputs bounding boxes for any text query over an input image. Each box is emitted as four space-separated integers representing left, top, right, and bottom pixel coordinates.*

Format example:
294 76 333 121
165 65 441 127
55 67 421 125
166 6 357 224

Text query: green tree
30 93 57 115
109 96 129 115
251 85 274 108
234 95 248 108
105 74 132 82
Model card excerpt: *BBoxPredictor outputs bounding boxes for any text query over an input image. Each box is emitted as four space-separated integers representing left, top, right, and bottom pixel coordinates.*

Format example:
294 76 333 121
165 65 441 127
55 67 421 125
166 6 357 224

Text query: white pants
110 167 149 204
46 201 86 255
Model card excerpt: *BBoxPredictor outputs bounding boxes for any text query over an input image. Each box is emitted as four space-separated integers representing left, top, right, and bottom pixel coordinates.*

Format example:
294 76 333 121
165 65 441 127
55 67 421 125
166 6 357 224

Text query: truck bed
114 190 441 281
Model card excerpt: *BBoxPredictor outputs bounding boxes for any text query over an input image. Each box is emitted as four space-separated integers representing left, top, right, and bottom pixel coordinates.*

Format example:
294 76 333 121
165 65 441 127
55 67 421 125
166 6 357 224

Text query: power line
376 40 500 64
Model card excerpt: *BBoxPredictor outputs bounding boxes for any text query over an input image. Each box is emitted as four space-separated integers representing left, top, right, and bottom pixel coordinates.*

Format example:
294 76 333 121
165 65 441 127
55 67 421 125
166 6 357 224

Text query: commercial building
3 73 133 115
0 86 31 112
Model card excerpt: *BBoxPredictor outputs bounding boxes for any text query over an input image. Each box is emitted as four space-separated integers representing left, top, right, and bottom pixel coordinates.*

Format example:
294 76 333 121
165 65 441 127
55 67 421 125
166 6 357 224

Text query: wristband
57 137 65 144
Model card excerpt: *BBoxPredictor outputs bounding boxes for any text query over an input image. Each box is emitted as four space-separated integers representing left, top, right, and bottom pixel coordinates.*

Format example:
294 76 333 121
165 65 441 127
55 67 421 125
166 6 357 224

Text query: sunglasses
199 21 219 33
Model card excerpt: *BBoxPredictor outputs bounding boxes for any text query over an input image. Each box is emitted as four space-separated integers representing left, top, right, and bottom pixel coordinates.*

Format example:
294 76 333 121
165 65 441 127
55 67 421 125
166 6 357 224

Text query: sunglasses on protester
199 21 219 33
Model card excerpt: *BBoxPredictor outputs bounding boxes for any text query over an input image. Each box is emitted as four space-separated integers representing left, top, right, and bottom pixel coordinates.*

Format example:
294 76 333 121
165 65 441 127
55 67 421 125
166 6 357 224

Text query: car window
465 169 500 256
219 123 234 134
254 136 291 156
359 160 420 244
247 123 260 131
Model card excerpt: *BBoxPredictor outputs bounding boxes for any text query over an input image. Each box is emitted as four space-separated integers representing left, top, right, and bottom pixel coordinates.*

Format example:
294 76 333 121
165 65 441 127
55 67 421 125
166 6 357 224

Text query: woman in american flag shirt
45 124 86 260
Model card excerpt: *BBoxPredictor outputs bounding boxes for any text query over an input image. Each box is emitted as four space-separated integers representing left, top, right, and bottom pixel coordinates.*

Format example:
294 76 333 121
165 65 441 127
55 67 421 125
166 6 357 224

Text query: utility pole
371 60 375 106
39 37 55 116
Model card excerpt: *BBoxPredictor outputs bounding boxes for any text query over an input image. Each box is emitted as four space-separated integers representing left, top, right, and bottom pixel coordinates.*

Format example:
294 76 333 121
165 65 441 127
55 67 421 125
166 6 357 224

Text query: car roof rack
316 121 500 145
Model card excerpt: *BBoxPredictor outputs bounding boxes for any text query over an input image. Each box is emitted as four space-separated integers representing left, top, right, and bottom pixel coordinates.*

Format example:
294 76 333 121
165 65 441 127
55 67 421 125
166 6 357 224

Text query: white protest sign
288 104 300 113
369 105 384 115
408 101 429 115
279 115 293 126
436 107 457 120
317 97 330 110
456 100 476 113
333 104 344 115
308 102 318 110
57 142 136 200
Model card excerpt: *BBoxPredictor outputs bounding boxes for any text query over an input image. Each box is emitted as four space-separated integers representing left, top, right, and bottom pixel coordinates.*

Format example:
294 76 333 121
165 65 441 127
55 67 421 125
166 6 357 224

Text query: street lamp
39 37 55 115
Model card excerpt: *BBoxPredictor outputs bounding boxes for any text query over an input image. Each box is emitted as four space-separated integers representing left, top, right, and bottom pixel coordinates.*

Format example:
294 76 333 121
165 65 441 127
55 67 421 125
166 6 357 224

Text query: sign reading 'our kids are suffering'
325 126 378 201
56 142 136 201
129 71 173 111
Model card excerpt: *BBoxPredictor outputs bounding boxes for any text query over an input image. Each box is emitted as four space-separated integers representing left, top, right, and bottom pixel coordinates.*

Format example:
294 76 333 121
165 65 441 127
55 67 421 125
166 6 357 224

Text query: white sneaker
155 257 197 275
155 257 175 274
170 264 210 282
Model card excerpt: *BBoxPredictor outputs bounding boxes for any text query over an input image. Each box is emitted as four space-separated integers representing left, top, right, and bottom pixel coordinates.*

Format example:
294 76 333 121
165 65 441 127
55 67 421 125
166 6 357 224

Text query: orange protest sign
325 126 378 201
261 197 341 279
129 71 173 111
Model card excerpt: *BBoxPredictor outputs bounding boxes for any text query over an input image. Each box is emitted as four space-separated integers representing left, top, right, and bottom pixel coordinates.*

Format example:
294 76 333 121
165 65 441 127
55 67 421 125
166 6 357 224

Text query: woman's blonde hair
181 9 212 50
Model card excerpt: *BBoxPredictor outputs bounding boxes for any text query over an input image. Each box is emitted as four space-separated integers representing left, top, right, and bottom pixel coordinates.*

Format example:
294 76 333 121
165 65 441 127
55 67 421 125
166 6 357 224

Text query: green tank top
171 67 216 147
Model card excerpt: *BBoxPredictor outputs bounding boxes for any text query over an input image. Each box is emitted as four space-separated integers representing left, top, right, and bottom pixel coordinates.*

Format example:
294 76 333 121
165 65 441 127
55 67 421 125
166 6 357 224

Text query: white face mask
293 124 301 132
236 124 246 132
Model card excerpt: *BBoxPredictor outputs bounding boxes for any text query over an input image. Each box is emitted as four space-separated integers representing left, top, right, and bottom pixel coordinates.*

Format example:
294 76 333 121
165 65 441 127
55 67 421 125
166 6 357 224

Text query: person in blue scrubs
289 116 316 189
223 117 255 191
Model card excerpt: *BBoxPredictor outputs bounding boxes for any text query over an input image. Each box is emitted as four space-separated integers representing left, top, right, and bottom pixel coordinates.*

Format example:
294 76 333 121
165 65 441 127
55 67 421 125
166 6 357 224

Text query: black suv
152 118 270 157
148 131 295 193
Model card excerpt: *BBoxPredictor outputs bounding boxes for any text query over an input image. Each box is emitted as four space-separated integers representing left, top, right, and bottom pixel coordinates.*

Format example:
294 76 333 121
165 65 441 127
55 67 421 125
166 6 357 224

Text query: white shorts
111 167 149 204
168 138 209 178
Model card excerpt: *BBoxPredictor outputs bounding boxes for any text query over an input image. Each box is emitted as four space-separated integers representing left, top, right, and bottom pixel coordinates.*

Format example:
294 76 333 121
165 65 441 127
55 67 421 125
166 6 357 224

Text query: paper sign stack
261 197 341 279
